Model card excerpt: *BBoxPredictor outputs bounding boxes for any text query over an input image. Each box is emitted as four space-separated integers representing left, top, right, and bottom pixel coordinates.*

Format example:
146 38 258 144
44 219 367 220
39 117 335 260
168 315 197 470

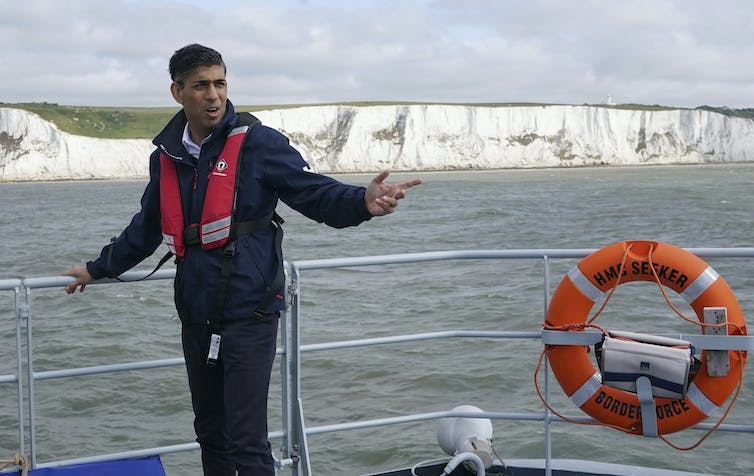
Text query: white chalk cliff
1 104 753 182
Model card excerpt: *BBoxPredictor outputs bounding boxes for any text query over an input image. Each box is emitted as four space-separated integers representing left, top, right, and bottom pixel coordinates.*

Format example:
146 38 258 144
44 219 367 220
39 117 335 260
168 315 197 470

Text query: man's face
170 64 227 143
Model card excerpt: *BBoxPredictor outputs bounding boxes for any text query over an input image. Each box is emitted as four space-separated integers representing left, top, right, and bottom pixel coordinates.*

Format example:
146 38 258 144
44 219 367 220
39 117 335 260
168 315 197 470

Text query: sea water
1 164 754 475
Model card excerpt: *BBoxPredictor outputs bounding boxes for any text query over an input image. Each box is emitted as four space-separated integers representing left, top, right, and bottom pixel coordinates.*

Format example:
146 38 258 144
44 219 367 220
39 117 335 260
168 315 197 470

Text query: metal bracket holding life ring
542 240 748 437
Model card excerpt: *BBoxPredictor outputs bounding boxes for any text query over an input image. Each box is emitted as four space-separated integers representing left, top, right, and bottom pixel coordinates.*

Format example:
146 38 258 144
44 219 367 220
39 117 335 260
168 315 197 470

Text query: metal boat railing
2 248 754 475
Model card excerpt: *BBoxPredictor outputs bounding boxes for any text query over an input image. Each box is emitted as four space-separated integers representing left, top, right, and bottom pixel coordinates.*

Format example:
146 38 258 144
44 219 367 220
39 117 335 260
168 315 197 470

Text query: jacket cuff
358 189 373 221
86 260 107 280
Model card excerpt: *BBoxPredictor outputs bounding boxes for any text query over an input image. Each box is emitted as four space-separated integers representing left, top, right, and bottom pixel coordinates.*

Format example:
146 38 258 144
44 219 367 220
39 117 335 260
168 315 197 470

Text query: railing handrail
2 247 754 475
286 247 754 476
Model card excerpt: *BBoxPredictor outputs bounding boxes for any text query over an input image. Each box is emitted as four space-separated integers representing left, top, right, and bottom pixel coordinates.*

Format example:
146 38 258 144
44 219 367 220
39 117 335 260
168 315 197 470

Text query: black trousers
182 314 280 476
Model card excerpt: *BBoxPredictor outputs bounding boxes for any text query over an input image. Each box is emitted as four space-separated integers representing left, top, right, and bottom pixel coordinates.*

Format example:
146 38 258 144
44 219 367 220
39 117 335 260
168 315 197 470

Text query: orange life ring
545 240 747 435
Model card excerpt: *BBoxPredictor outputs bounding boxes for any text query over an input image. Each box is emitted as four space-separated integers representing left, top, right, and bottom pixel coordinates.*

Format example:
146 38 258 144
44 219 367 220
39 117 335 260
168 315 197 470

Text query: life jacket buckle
183 224 200 246
223 241 236 258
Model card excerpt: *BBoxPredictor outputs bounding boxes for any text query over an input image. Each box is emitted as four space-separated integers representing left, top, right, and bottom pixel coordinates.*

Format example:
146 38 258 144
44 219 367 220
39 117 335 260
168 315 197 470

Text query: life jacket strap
183 212 274 247
233 213 278 235
213 211 285 327
106 235 175 283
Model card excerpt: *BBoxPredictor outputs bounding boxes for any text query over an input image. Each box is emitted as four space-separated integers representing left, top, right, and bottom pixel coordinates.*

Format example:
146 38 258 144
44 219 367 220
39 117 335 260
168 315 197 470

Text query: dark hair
169 44 226 86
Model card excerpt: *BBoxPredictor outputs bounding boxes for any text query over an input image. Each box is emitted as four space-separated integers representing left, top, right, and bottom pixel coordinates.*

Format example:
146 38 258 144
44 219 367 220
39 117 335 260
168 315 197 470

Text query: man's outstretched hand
365 170 422 216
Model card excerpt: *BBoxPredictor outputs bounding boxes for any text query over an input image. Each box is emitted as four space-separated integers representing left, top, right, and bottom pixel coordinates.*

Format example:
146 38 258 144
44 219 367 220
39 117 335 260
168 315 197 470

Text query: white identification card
207 333 222 366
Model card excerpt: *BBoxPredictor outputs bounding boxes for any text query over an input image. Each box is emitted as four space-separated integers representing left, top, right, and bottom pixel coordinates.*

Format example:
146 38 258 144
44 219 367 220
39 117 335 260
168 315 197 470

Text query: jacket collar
153 100 238 163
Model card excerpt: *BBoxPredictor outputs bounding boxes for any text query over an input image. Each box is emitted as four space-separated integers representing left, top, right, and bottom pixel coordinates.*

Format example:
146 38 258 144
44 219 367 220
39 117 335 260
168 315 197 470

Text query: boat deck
363 458 716 476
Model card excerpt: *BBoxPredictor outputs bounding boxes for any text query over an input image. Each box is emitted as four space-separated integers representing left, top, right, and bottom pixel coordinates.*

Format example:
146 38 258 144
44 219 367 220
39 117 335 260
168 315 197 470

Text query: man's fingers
397 178 423 190
63 267 91 294
375 197 396 214
380 195 399 206
372 170 390 185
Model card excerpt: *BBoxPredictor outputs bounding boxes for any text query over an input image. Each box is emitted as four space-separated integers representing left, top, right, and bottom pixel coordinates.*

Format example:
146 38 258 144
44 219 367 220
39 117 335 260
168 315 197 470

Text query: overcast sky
3 0 753 108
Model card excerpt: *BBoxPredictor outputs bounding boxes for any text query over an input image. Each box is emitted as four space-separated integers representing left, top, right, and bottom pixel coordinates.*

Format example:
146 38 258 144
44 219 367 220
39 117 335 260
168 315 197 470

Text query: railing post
22 285 37 469
13 285 26 462
277 262 306 475
542 256 552 476
279 264 291 473
288 265 311 476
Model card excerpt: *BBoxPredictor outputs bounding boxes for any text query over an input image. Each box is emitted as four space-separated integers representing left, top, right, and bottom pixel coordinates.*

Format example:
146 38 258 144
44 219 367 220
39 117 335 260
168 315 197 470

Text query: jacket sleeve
253 126 373 228
86 152 165 279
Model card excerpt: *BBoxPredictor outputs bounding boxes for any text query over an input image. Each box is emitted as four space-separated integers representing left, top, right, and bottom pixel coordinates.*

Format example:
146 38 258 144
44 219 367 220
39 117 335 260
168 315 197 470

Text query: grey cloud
1 0 753 107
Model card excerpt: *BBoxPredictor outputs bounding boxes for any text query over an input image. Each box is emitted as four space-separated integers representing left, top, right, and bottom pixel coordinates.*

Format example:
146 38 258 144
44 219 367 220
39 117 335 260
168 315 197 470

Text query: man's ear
170 82 183 104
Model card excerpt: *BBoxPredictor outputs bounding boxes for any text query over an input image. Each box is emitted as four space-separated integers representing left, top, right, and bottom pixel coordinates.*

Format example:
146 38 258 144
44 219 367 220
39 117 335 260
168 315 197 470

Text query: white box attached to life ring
598 330 694 399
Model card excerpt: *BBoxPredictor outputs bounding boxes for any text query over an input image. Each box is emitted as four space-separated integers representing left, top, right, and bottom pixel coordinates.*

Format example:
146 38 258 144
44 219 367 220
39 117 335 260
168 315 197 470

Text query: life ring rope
562 241 739 334
539 240 747 448
646 244 725 330
583 241 633 324
660 356 743 450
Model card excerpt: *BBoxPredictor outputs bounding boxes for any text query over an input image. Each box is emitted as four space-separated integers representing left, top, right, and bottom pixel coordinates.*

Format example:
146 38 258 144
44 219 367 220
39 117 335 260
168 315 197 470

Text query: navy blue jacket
87 101 372 323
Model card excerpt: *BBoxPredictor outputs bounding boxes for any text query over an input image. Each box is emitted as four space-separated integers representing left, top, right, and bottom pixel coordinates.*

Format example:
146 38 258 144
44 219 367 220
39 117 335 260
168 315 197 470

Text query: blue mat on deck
28 456 165 476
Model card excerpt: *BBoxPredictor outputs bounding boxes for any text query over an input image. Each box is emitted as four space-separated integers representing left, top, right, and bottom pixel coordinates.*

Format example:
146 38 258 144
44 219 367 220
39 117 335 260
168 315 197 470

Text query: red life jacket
156 114 284 321
160 124 250 259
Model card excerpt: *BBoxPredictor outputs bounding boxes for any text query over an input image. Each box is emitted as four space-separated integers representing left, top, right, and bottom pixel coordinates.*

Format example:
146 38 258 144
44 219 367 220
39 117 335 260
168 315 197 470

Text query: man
63 43 421 476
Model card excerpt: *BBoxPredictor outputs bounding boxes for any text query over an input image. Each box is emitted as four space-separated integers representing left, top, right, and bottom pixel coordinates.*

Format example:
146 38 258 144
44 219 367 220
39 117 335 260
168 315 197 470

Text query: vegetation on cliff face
0 103 176 139
2 101 751 139
696 105 754 119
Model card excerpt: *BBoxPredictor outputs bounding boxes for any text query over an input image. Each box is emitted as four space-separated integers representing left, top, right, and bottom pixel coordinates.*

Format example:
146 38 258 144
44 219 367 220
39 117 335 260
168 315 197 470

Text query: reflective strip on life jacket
160 124 249 258
201 215 232 246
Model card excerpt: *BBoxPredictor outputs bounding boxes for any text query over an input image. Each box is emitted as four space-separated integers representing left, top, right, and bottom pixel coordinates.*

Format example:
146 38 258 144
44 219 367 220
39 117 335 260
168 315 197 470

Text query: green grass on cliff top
2 101 752 139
